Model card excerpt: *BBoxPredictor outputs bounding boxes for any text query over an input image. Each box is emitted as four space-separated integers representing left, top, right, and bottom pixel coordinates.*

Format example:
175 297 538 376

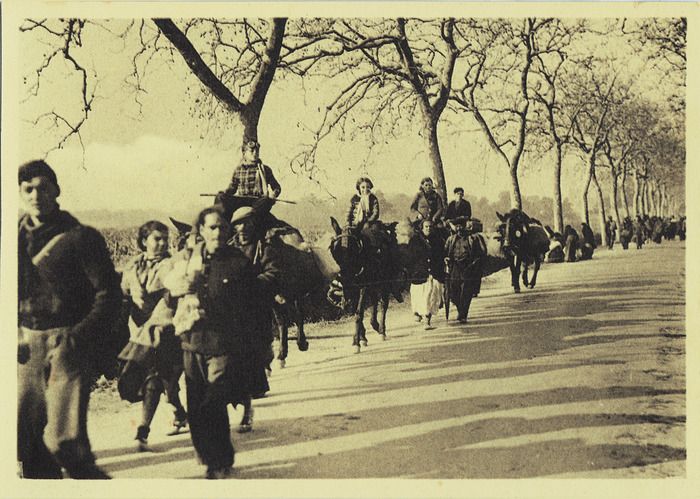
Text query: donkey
496 210 550 293
329 217 406 353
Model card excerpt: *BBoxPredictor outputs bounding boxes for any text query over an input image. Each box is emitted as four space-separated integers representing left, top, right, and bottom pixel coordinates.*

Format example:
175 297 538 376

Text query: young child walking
118 221 187 451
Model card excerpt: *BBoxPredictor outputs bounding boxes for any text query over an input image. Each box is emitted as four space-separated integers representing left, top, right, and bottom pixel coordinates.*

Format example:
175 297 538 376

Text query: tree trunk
552 143 564 233
581 152 595 225
660 184 667 217
509 166 523 211
611 170 621 230
632 171 640 218
240 108 260 143
644 179 652 216
592 172 608 248
621 166 630 219
425 118 448 202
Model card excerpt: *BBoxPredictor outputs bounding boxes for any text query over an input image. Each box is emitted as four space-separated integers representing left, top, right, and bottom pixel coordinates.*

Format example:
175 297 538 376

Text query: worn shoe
206 466 233 479
135 425 150 451
65 463 111 480
414 313 422 323
166 410 188 436
237 407 254 433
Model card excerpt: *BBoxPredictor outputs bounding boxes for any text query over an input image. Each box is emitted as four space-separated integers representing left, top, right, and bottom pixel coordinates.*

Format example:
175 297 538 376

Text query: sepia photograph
1 1 696 497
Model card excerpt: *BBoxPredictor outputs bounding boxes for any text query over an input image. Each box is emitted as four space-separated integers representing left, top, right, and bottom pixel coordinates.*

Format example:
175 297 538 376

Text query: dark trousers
449 279 478 321
183 351 234 470
18 327 101 479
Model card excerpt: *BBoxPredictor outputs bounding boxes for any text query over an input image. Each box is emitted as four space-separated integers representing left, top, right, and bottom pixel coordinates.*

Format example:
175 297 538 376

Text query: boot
166 407 188 436
135 425 150 452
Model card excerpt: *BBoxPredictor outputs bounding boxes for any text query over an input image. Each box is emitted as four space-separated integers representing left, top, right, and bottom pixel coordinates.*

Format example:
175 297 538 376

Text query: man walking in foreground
18 160 122 479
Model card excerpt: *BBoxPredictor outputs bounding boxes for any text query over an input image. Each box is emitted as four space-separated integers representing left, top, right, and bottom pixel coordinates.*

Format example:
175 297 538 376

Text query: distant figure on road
18 160 121 479
563 224 579 262
117 220 187 451
346 176 380 229
410 177 445 228
605 216 617 250
634 216 646 249
216 139 282 221
580 222 596 260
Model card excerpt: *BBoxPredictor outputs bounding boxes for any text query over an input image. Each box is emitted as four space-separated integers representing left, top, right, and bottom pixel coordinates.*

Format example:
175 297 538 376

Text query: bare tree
451 18 550 210
565 59 629 246
530 19 586 232
291 18 459 200
21 17 338 165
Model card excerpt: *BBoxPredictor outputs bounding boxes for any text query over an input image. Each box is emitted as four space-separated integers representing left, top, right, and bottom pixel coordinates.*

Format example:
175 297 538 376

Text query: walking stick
444 257 451 321
199 194 297 205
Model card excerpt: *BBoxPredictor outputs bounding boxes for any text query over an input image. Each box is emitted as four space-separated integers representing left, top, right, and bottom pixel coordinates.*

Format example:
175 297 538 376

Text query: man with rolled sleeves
17 160 122 479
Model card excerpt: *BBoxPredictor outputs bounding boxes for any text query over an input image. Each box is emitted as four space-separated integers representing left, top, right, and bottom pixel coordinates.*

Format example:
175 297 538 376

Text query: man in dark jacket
166 206 263 479
18 160 122 479
445 187 472 223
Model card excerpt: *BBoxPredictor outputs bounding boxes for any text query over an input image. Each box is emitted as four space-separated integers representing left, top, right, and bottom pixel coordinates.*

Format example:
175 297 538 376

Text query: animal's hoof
380 334 387 341
277 358 286 369
370 321 380 332
354 345 361 354
297 339 309 352
237 423 253 434
361 339 368 347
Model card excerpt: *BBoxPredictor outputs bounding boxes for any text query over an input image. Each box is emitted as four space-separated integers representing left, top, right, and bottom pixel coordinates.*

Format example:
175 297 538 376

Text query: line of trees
21 17 685 236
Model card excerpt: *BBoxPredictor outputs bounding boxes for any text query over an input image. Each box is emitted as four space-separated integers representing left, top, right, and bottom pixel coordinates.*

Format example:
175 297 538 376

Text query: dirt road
88 241 686 479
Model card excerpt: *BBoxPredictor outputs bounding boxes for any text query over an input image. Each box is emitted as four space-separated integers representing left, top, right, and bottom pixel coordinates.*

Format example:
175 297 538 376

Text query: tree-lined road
88 242 685 478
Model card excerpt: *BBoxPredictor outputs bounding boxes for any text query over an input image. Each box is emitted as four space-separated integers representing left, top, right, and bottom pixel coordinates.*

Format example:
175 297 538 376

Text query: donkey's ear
169 217 193 236
496 212 505 222
330 216 342 236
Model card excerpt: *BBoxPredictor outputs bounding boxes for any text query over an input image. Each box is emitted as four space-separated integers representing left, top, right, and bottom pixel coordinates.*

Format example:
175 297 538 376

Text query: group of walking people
344 175 483 329
17 139 485 480
17 139 291 479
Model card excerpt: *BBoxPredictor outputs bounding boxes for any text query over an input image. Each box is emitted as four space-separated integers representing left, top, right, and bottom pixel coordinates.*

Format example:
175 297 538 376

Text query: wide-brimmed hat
230 206 255 225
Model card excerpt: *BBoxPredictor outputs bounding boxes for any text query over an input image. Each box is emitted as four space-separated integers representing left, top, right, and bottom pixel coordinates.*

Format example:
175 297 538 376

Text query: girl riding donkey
117 221 187 451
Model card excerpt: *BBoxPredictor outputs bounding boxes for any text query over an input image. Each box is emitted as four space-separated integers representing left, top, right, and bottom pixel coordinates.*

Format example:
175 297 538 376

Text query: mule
329 217 406 353
496 210 550 293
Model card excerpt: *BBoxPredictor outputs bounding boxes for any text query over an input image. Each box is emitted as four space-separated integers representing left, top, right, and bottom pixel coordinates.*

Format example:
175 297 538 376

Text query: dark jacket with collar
176 245 263 357
18 210 121 340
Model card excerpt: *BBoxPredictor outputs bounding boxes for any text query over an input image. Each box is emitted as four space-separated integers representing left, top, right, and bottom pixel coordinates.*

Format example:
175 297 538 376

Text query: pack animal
329 217 405 353
496 210 550 293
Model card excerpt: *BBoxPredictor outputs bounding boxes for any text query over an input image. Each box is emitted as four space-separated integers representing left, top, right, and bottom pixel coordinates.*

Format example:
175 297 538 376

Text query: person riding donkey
410 177 445 229
216 139 282 222
444 187 471 224
344 176 404 302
